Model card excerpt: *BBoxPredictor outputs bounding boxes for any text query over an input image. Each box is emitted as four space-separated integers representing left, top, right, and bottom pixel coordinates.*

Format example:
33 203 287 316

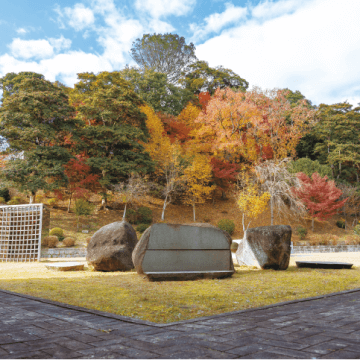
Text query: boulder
87 221 137 271
236 225 292 270
132 223 234 281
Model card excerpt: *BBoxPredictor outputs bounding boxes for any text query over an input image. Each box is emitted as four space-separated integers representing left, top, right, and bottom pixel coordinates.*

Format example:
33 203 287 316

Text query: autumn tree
210 157 239 200
118 66 195 116
179 60 248 95
130 33 197 84
70 71 155 208
292 172 348 231
235 173 270 234
54 155 101 212
254 158 307 225
181 154 216 222
192 87 316 165
112 173 150 221
0 74 80 203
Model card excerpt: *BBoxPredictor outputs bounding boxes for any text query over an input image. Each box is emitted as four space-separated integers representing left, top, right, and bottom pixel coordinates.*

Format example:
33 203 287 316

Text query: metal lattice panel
0 204 43 262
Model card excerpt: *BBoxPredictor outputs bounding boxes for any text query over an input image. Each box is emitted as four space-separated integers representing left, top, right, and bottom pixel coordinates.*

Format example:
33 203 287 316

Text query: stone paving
1 288 360 359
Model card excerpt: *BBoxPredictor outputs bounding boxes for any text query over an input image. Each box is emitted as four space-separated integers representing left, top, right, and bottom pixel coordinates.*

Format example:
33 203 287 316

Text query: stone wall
41 248 86 258
292 245 360 253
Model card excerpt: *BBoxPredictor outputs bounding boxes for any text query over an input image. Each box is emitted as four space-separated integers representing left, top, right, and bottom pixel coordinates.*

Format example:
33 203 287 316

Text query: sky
1 0 360 107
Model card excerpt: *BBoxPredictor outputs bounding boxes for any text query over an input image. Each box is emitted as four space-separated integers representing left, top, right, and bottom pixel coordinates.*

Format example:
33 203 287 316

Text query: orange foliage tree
192 87 316 164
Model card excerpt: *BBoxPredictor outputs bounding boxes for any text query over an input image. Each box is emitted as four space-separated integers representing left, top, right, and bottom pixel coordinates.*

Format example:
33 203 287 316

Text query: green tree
118 66 196 116
0 71 44 102
130 33 197 84
287 157 333 179
0 75 79 202
179 60 249 95
314 102 360 183
71 71 155 207
283 88 314 108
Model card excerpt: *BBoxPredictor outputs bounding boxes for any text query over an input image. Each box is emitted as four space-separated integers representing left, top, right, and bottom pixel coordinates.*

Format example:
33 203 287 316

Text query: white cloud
134 0 196 18
48 35 72 52
251 0 305 19
148 19 175 33
9 38 54 59
195 0 360 107
190 3 247 41
62 3 95 31
16 28 27 34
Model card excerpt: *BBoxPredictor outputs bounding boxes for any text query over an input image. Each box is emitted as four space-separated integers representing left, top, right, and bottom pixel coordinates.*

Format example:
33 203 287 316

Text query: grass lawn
1 258 360 324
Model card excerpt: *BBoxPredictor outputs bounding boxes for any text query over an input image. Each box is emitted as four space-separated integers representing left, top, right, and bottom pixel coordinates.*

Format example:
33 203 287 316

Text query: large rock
86 221 137 271
236 225 292 270
132 223 235 281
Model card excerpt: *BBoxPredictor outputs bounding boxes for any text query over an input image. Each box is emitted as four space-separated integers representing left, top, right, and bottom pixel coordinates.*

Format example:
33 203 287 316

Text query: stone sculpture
87 221 137 271
132 223 235 280
236 225 292 270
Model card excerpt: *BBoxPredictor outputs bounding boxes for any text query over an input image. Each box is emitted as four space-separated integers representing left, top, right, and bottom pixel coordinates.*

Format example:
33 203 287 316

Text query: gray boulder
236 225 292 270
87 221 137 271
132 223 235 280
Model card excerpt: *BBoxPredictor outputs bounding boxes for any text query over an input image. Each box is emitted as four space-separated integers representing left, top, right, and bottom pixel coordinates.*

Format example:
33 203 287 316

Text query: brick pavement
1 288 360 359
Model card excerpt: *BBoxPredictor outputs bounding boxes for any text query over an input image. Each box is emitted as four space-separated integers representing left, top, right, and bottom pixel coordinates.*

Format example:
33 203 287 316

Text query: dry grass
0 259 359 324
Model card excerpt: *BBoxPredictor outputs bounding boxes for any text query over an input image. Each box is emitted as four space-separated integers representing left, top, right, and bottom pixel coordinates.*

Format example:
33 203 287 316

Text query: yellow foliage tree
177 102 201 128
139 104 172 178
181 154 216 222
236 172 271 234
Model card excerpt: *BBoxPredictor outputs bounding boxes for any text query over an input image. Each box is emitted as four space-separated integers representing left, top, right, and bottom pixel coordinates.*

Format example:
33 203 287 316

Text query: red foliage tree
156 112 192 145
210 157 240 199
291 172 348 231
55 155 101 212
198 92 211 113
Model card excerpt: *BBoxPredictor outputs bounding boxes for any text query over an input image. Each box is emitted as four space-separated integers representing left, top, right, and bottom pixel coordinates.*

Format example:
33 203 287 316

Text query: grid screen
0 204 43 262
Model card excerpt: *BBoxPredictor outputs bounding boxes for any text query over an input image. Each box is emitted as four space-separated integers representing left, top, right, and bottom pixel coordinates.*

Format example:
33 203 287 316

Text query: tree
118 66 195 116
54 155 101 212
70 71 155 207
283 88 314 108
112 173 150 221
292 172 348 231
179 60 248 95
0 71 44 102
210 157 239 200
139 104 188 220
0 74 79 202
314 102 360 183
254 158 307 225
181 154 216 222
236 174 270 234
130 33 197 84
191 87 316 165
287 157 333 179
336 183 360 229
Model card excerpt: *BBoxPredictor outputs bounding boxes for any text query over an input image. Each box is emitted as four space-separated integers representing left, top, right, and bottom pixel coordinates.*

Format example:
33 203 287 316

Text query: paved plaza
1 288 360 359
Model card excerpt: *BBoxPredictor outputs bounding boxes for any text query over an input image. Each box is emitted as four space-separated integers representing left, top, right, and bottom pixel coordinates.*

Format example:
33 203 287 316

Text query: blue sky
1 0 360 107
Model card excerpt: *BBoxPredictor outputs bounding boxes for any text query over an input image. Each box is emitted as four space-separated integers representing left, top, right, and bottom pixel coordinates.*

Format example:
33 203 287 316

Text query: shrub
336 220 345 229
7 196 22 205
63 237 75 247
295 226 308 240
126 209 138 224
0 188 10 202
217 219 235 235
136 224 150 233
47 198 58 206
49 227 65 241
74 199 95 216
354 224 360 236
137 206 152 224
230 242 239 253
0 197 5 204
43 236 59 248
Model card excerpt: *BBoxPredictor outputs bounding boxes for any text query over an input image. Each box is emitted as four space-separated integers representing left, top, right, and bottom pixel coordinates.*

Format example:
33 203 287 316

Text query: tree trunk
122 203 127 221
29 191 36 204
161 195 168 221
242 213 246 233
67 194 72 213
192 203 196 222
270 196 274 226
221 191 227 200
312 217 314 232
